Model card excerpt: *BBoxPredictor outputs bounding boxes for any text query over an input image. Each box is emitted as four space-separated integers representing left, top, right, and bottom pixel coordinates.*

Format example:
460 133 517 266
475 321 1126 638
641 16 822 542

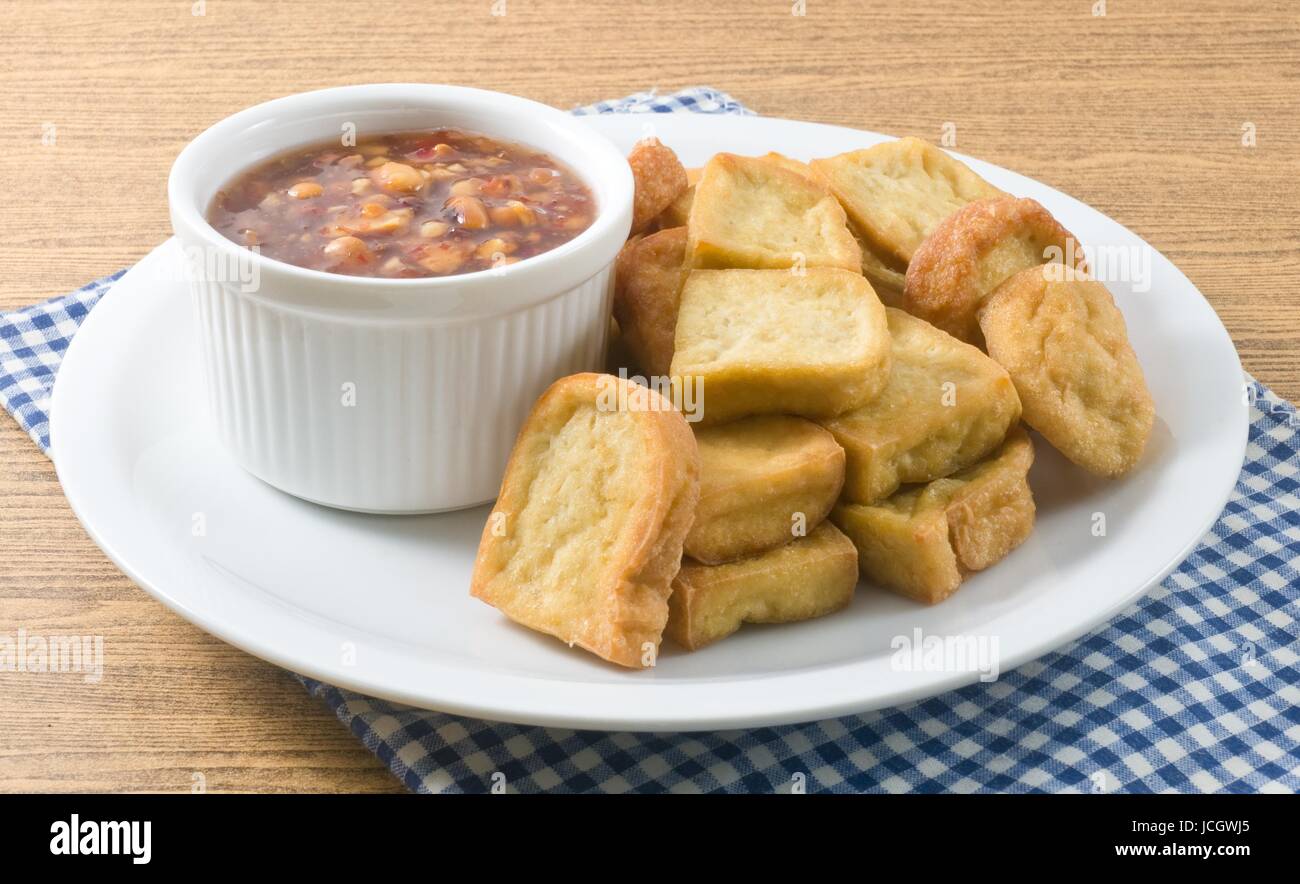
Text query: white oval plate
51 114 1247 731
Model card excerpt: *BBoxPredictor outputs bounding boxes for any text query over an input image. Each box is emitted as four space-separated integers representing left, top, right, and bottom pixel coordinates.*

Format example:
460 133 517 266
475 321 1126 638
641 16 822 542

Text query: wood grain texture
0 0 1295 793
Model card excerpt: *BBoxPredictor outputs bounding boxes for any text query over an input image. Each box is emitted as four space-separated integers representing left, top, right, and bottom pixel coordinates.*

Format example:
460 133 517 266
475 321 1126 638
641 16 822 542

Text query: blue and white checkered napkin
3 88 1297 793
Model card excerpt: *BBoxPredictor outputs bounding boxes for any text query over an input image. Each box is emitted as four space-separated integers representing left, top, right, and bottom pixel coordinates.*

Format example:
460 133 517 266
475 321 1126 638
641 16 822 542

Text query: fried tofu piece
604 316 637 376
653 166 705 229
628 138 689 234
679 151 847 252
687 415 846 564
612 226 689 377
904 196 1085 345
833 427 1035 604
821 308 1021 504
747 149 909 306
667 522 859 650
811 137 1004 269
757 151 821 181
670 268 891 424
762 150 904 309
656 185 694 229
686 153 861 272
800 143 908 308
980 269 1154 477
859 243 907 307
470 373 700 668
655 150 795 231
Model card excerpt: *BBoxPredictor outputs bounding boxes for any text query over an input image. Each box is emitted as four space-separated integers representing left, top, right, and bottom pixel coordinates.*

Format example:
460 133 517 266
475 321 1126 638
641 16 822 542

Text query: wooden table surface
0 0 1295 793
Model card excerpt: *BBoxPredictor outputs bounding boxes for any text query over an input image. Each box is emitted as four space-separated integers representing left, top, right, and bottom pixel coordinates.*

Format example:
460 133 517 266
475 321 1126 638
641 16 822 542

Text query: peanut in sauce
208 129 596 278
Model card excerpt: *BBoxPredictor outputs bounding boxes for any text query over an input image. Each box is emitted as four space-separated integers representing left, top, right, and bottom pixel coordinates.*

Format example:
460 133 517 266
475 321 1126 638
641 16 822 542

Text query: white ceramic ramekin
169 84 633 513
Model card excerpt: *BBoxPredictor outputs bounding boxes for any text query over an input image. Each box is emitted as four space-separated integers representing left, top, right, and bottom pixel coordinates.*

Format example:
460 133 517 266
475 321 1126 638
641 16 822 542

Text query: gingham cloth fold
3 88 1297 793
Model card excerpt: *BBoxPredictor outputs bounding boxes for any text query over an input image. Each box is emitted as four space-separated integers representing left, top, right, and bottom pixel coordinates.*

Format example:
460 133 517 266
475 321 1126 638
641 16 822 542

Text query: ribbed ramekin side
189 268 612 513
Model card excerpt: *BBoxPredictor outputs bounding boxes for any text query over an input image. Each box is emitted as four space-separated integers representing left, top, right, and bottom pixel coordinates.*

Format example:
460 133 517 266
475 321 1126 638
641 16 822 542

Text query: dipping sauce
208 129 596 278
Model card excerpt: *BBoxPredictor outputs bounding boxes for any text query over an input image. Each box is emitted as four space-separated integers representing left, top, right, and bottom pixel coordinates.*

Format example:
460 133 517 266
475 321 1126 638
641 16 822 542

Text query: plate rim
50 115 1250 731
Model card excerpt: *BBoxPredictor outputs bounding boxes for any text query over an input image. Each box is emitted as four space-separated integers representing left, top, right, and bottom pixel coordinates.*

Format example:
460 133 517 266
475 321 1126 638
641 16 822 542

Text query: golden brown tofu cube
904 196 1085 345
686 153 861 272
979 269 1154 477
832 427 1035 604
756 151 822 181
604 316 636 377
667 522 859 651
820 308 1021 503
470 373 700 668
858 242 907 308
655 184 694 230
811 137 1004 269
628 138 689 234
687 415 845 564
612 226 689 377
671 268 891 424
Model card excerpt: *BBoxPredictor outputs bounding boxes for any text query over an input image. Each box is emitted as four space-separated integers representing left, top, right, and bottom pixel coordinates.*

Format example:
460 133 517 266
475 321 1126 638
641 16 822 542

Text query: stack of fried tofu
614 139 1045 646
472 135 1154 668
